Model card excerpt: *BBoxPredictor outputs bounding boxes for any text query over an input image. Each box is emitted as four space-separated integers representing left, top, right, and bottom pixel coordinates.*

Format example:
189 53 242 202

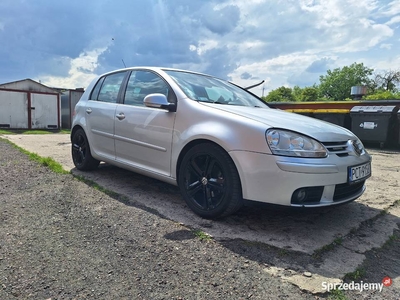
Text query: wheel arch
70 125 84 142
176 139 242 192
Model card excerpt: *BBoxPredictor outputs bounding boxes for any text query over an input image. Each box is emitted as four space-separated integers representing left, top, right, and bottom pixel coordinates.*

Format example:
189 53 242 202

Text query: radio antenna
122 59 127 68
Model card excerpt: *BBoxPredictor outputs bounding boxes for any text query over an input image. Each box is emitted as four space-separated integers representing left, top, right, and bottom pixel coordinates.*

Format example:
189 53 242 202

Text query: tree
364 90 400 100
263 86 295 102
298 87 320 102
369 70 400 93
318 63 373 100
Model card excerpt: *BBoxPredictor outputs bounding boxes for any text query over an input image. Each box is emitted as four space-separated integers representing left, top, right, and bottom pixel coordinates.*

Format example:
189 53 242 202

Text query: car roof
100 66 213 78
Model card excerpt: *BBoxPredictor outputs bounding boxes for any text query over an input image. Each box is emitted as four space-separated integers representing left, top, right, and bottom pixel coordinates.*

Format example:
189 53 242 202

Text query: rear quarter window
90 77 105 100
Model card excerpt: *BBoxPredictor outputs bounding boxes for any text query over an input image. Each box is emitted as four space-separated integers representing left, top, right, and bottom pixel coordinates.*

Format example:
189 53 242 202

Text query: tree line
261 63 400 102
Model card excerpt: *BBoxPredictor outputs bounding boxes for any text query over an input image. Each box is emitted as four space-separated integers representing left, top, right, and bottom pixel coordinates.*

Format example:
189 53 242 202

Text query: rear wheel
178 143 243 219
71 128 100 171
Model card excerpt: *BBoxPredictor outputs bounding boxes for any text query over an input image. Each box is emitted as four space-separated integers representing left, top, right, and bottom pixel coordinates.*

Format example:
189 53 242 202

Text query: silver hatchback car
71 67 372 219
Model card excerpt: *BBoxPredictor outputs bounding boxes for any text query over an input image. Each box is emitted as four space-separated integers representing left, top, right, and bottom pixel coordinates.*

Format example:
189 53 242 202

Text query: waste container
313 109 350 129
350 105 399 148
397 109 400 147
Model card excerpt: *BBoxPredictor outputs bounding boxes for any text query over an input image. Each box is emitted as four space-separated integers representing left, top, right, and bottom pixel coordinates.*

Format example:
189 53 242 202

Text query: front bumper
229 150 371 207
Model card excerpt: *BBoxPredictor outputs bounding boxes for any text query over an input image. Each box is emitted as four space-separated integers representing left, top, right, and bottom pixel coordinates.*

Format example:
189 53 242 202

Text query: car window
90 77 105 100
164 70 268 108
123 71 174 106
97 72 126 103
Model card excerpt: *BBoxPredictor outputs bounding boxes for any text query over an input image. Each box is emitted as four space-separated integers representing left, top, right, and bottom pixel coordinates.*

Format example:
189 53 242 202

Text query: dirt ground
1 134 400 299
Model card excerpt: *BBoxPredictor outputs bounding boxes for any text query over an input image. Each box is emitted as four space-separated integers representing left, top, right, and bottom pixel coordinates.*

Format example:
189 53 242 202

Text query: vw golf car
71 67 372 219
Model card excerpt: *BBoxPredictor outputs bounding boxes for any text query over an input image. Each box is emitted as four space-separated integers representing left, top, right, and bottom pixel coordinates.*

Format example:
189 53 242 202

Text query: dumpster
313 109 350 129
397 109 400 147
350 105 399 148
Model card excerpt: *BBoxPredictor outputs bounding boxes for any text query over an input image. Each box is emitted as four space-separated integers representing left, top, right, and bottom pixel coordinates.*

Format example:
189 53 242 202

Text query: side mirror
144 93 176 112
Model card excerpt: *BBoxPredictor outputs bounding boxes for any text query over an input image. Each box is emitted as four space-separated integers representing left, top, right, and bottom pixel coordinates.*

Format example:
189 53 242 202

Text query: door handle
86 108 92 114
116 113 125 120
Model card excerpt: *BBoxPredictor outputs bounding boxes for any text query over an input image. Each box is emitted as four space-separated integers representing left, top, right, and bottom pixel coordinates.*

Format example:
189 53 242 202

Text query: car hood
201 103 355 142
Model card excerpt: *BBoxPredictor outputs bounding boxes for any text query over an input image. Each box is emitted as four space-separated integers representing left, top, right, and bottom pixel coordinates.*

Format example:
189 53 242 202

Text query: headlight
266 129 327 158
352 138 365 156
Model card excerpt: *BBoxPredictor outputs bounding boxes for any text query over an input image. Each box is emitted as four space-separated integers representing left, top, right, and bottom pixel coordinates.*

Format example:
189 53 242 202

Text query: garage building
0 79 61 130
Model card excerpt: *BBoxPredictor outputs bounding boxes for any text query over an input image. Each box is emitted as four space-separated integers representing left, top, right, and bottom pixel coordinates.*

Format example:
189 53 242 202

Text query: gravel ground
0 139 316 299
1 138 399 300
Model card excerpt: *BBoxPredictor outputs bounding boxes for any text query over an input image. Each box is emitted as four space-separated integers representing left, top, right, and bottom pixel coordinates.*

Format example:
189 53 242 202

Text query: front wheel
178 143 243 219
71 128 100 171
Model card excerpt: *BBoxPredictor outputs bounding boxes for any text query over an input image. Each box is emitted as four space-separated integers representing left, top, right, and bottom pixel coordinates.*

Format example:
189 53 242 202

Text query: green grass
192 229 212 241
382 234 399 248
313 237 343 258
0 137 68 174
328 289 348 300
344 267 366 281
0 129 15 134
73 175 122 199
0 129 70 135
278 249 288 257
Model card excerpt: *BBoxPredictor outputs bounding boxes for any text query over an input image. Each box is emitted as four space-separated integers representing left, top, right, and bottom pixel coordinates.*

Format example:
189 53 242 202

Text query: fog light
294 189 307 202
291 186 324 204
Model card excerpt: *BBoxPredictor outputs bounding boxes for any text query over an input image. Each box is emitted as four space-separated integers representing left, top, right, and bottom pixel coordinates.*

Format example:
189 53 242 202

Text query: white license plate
348 162 371 183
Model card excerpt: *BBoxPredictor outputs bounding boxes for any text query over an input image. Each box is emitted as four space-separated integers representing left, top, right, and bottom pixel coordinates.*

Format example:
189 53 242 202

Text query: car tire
178 143 243 219
71 128 100 171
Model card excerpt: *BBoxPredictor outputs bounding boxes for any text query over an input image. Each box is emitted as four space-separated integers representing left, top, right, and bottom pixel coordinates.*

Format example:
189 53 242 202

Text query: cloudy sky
0 0 399 96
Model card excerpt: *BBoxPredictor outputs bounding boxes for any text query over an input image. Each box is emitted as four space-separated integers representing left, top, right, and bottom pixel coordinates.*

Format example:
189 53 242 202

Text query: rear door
85 71 127 160
114 70 177 176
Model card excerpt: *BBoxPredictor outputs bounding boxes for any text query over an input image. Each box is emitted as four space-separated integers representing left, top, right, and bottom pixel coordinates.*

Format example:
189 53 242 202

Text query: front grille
333 180 365 201
322 141 350 157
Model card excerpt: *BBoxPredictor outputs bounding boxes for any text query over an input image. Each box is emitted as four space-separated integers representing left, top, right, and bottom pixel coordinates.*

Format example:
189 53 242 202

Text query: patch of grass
59 129 71 134
192 229 212 241
344 267 366 281
313 237 343 259
382 234 399 248
0 129 70 135
1 137 68 174
73 175 122 199
278 249 288 257
32 154 68 174
0 129 14 134
20 130 53 134
328 289 348 300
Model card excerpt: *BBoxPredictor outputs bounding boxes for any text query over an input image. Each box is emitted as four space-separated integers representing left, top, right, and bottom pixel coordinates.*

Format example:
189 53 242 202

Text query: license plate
348 162 371 183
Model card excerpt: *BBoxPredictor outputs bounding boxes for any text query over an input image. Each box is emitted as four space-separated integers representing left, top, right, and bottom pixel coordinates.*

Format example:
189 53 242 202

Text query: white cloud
196 39 219 55
39 47 108 89
1 0 399 93
386 15 400 25
378 0 400 16
228 52 324 95
380 43 392 49
370 54 400 71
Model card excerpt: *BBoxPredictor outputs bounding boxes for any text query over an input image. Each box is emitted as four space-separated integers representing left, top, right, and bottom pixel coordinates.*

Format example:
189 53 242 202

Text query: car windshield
164 70 268 108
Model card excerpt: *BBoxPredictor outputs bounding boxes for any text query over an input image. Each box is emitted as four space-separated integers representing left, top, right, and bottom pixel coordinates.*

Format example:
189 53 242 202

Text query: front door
114 70 176 176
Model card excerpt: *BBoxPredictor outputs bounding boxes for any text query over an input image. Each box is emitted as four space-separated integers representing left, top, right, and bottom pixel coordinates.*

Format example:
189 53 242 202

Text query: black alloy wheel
178 143 243 219
71 128 100 171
